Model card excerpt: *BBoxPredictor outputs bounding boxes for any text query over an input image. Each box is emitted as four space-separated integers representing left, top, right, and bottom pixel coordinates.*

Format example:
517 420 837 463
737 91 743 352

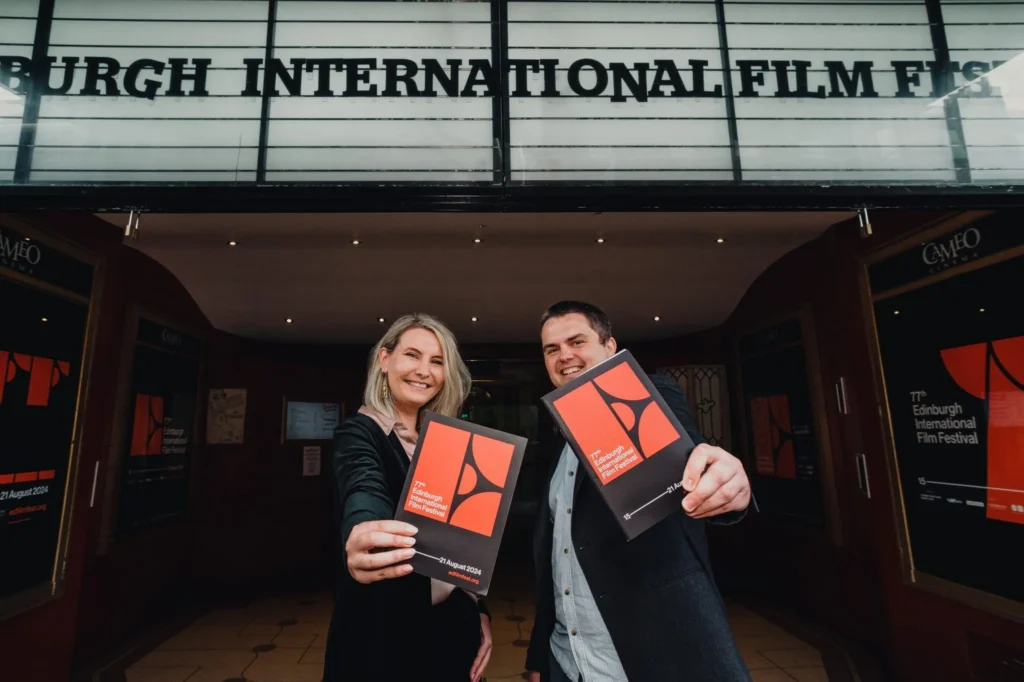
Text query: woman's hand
344 520 418 584
470 613 493 682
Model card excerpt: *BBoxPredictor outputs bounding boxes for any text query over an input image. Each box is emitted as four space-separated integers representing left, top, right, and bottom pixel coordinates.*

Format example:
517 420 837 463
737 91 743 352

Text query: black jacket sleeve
649 373 749 526
332 418 395 548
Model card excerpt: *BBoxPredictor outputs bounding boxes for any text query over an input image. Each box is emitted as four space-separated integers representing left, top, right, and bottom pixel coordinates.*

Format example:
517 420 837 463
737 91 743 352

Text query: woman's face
379 327 445 412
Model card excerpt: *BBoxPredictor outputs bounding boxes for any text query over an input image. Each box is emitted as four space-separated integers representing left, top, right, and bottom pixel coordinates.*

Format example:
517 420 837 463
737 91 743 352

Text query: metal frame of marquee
1 0 1023 213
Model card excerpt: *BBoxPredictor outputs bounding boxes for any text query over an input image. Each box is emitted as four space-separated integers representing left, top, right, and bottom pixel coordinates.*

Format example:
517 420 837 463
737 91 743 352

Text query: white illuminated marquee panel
724 0 956 182
267 1 493 182
507 1 733 182
0 0 38 182
942 0 1024 182
33 0 267 182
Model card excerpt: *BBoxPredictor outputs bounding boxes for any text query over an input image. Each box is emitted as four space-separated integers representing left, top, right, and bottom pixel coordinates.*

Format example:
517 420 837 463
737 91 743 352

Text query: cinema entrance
2 1 1023 681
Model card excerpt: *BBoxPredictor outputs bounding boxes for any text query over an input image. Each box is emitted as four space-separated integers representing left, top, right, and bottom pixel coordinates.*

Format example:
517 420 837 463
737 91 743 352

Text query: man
526 301 753 682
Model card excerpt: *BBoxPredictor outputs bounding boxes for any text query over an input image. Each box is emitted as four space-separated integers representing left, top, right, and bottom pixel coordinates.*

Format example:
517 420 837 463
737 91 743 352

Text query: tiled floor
125 585 829 682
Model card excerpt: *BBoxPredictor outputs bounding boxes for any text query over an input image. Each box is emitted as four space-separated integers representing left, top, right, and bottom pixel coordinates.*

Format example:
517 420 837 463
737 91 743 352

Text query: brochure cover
394 411 527 595
541 350 696 540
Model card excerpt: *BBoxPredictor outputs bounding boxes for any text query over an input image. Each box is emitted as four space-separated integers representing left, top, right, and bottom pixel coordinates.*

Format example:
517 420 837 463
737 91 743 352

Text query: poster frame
96 304 206 555
733 305 843 547
0 214 104 623
280 396 345 445
859 209 1024 623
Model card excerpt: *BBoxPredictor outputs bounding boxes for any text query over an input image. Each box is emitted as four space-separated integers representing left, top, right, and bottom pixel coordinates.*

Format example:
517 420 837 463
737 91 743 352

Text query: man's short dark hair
540 300 613 344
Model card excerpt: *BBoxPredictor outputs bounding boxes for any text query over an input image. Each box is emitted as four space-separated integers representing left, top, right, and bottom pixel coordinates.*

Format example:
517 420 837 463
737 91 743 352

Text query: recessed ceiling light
596 238 604 244
286 318 293 324
717 238 725 243
979 308 985 312
352 239 360 245
378 317 385 323
474 238 481 243
654 316 661 321
471 317 478 322
894 310 900 315
228 240 237 246
41 317 48 322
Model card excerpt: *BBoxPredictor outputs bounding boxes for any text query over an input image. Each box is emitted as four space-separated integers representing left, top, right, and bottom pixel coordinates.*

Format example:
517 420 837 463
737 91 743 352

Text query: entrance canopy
103 210 850 343
1 0 1022 211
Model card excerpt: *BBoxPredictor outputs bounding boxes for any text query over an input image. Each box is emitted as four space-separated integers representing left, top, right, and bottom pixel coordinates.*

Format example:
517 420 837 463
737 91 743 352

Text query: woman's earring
381 373 390 401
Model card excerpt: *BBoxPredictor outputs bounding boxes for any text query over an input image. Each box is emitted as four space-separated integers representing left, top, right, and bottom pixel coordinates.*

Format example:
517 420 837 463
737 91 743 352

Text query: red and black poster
541 350 697 540
870 214 1022 604
0 224 92 603
395 412 526 595
738 318 824 525
116 318 201 534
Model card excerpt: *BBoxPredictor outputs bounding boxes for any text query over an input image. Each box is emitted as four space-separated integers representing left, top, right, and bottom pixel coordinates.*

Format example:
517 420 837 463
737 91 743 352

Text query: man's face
541 312 617 388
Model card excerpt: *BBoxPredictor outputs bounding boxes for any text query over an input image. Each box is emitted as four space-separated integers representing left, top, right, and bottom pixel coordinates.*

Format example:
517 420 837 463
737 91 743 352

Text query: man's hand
470 614 493 682
526 672 541 682
680 444 751 519
345 520 418 584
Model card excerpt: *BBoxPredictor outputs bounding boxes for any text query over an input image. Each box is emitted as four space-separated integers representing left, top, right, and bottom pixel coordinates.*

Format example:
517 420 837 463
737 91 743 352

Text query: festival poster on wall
0 279 89 602
869 216 1022 605
116 319 201 534
0 223 93 606
738 317 825 525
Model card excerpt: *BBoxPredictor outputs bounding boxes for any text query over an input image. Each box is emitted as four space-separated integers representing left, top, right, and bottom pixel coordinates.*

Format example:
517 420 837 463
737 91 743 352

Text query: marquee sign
0 0 1020 187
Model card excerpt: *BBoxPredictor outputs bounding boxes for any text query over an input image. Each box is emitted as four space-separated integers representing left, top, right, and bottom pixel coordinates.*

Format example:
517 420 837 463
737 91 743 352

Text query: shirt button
571 629 578 636
568 470 574 477
567 507 572 514
564 548 569 554
564 588 570 595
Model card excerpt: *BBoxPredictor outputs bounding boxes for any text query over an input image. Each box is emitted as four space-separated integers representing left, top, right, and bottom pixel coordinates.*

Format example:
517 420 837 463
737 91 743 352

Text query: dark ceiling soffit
1 183 1021 213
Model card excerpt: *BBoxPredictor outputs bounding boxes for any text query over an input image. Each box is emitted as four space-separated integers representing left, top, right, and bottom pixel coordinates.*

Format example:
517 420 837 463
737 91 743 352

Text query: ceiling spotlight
471 317 478 322
979 308 985 312
654 316 661 322
474 238 481 244
352 239 360 245
378 317 385 323
596 238 604 244
894 310 900 315
717 238 725 244
228 240 237 246
41 317 48 322
286 318 293 324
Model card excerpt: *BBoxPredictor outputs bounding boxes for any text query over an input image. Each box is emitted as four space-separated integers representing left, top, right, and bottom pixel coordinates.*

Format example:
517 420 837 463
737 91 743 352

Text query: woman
323 314 493 682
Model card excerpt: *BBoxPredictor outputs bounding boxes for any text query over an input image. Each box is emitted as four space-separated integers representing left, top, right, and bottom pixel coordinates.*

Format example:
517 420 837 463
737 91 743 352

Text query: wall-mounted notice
285 401 340 441
302 446 322 477
869 215 1023 605
207 388 246 444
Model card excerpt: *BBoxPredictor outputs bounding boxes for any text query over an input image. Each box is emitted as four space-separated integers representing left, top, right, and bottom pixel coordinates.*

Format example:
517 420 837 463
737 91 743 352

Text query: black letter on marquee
961 61 992 97
383 59 420 96
462 59 495 97
167 58 211 97
344 59 378 97
423 59 461 97
649 60 687 98
81 57 121 96
0 56 32 95
540 59 559 96
242 58 262 96
770 60 794 96
927 60 959 98
690 59 722 97
306 59 345 97
793 60 825 98
736 60 768 97
824 61 878 97
610 63 649 103
266 58 306 96
892 61 925 97
44 56 78 95
508 59 539 97
568 59 608 97
124 59 166 100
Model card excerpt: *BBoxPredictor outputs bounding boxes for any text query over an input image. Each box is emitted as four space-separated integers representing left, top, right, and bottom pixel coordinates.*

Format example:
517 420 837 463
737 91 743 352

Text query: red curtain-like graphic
0 350 71 407
940 336 1024 525
749 395 796 479
129 393 165 456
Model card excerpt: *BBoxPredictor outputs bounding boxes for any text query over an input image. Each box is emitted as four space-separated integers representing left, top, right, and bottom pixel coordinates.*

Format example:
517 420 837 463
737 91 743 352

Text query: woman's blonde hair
363 313 471 422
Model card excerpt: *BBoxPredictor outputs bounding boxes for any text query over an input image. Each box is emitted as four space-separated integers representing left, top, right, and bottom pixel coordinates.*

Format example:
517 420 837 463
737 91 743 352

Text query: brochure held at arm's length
541 350 696 540
394 412 527 595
